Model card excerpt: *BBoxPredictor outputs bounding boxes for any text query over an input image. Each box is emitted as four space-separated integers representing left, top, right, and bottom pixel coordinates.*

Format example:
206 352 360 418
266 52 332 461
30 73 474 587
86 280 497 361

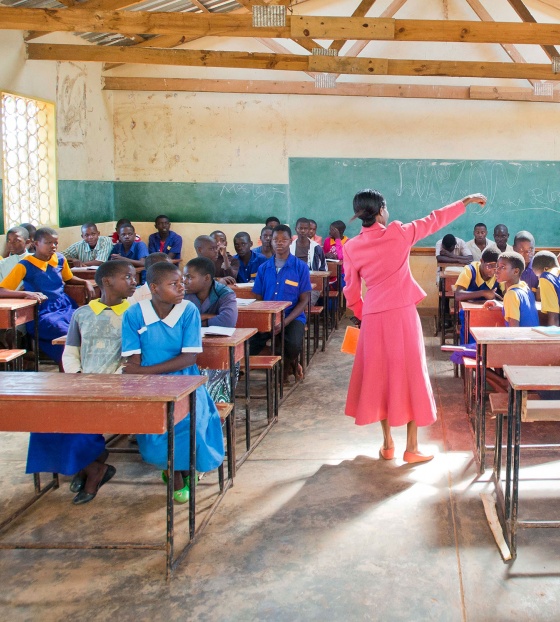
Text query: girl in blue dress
122 262 224 503
0 227 96 364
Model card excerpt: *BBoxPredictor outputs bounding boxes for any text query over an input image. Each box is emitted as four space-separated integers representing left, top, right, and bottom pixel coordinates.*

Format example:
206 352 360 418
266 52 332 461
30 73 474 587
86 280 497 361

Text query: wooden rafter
505 0 559 59
4 9 560 44
329 0 379 53
26 43 559 80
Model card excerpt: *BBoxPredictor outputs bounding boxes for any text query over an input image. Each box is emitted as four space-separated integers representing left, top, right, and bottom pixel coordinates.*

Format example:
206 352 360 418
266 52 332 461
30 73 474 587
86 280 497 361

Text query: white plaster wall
0 30 114 181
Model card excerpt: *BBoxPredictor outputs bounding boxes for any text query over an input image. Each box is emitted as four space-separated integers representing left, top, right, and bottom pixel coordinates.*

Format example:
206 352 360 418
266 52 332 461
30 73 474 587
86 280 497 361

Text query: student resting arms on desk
532 251 560 326
210 230 240 282
121 262 224 503
184 256 239 402
148 215 182 265
0 227 96 366
62 222 113 268
37 260 136 505
484 251 539 327
343 190 487 464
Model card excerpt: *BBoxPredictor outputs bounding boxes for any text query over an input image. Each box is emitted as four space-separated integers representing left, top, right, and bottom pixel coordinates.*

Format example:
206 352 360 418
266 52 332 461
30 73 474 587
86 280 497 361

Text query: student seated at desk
454 247 501 343
492 224 513 253
20 223 36 254
254 226 274 259
485 251 539 327
251 225 312 383
265 216 280 230
0 226 31 283
0 227 96 365
209 230 240 282
111 218 141 245
466 222 494 261
513 230 539 298
110 222 149 285
532 251 560 326
194 235 235 286
290 218 326 306
127 252 171 305
435 233 473 266
122 262 224 503
308 219 322 245
62 222 113 267
50 260 137 505
324 220 348 289
184 256 238 402
148 215 182 265
233 231 267 283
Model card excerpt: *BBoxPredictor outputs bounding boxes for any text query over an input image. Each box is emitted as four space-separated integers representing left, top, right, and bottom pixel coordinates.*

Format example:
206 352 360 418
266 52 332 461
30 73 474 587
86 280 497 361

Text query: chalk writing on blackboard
220 184 286 203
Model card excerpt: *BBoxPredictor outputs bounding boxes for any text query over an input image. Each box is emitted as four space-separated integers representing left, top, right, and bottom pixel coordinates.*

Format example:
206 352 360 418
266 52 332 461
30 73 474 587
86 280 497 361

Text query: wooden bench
216 402 235 486
0 349 26 371
249 355 281 425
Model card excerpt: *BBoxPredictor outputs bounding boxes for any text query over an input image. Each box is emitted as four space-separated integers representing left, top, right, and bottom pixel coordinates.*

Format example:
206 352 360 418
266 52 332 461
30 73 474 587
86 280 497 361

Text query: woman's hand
461 193 487 207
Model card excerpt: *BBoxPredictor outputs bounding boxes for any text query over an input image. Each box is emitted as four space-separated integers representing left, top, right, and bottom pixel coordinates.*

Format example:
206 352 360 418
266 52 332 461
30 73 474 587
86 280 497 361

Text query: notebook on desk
201 326 236 337
236 298 256 306
532 326 560 336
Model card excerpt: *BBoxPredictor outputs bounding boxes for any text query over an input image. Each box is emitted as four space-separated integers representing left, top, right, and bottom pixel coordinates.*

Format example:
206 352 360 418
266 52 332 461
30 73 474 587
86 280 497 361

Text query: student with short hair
122 262 224 503
435 233 473 265
233 231 267 283
111 219 141 244
209 230 240 281
265 216 280 229
254 226 274 259
20 223 36 253
0 226 31 283
184 256 238 402
308 219 322 245
148 215 182 265
127 252 171 305
513 230 538 295
492 224 513 253
290 218 326 272
485 251 539 327
532 251 560 326
194 235 235 286
252 224 312 383
466 222 493 261
62 222 113 267
323 220 348 261
454 247 501 343
0 227 96 364
110 222 149 285
47 260 137 505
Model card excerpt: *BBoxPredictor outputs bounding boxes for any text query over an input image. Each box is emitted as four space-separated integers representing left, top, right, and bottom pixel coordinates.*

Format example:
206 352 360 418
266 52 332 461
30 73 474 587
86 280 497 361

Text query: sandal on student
173 481 190 504
161 471 199 486
72 465 116 505
69 471 86 493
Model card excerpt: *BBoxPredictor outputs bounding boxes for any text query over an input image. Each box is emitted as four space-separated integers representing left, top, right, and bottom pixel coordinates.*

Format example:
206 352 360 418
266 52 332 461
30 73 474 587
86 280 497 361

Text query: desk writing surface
310 271 330 277
237 301 290 314
201 327 257 347
470 327 560 344
503 365 560 391
0 373 206 435
0 299 37 327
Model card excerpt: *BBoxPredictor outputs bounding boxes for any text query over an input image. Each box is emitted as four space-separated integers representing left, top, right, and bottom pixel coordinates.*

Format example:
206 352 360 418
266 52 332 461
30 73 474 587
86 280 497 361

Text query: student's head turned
147 262 184 303
145 252 171 272
233 232 252 258
95 260 137 296
330 220 346 238
194 235 218 261
532 250 559 276
154 215 170 233
441 234 457 252
210 230 227 247
496 251 525 284
473 223 487 242
265 216 280 229
34 227 58 260
260 226 274 247
480 247 500 280
118 224 136 244
81 222 99 247
295 218 310 238
272 225 292 257
20 223 36 240
352 189 387 228
184 256 215 296
513 231 535 267
6 226 29 255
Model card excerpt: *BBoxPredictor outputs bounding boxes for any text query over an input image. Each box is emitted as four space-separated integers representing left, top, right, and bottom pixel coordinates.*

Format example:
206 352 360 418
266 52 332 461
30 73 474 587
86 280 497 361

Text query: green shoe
161 471 198 486
173 482 190 504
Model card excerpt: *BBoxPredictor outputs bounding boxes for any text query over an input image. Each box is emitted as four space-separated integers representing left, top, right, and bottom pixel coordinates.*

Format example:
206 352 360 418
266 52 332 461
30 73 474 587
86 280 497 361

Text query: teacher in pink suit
343 190 487 464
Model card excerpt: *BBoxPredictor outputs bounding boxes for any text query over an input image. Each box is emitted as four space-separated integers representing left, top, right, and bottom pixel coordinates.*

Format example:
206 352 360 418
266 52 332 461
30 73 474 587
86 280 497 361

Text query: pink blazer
343 200 466 319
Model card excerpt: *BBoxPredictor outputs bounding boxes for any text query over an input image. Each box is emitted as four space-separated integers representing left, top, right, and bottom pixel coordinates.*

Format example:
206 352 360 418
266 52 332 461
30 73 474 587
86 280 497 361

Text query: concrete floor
1 317 560 621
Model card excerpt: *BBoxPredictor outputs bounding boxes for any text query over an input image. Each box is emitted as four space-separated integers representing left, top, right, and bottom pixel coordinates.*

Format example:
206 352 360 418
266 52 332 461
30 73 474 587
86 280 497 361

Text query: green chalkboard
288 158 560 246
114 181 289 225
58 180 114 228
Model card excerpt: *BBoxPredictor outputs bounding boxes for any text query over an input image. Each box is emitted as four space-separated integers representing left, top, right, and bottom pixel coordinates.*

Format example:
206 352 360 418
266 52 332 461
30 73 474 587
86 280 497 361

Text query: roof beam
505 0 559 59
4 9 560 44
329 0 379 53
102 76 560 102
27 43 560 80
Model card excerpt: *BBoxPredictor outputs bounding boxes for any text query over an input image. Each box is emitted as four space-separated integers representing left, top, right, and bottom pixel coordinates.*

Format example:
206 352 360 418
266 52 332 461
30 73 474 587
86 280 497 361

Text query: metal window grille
1 93 58 231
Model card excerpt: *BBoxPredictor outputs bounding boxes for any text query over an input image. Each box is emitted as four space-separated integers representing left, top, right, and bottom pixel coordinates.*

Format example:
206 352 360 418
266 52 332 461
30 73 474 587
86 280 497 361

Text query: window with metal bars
1 92 58 232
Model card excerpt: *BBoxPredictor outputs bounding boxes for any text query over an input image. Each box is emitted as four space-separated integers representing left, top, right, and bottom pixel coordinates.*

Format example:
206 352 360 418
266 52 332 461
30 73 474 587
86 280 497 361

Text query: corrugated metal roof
0 0 245 46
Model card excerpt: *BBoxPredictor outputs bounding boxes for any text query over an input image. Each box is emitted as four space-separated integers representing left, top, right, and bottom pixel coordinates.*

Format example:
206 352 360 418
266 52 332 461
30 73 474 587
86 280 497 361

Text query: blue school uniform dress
148 230 183 257
502 282 539 327
111 240 149 284
455 261 498 344
121 299 224 472
0 252 77 363
234 251 268 283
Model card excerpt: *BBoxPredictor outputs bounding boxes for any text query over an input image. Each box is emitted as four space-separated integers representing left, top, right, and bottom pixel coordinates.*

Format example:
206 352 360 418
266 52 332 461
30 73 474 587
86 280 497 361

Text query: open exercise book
236 298 256 306
532 326 560 336
201 326 236 337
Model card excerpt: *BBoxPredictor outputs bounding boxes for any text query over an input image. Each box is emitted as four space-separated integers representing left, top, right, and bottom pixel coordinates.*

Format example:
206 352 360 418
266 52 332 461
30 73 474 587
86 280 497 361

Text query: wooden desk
197 328 257 471
0 299 39 371
327 259 344 319
470 327 560 473
493 366 560 560
310 270 330 350
438 264 463 345
0 372 207 579
70 267 98 281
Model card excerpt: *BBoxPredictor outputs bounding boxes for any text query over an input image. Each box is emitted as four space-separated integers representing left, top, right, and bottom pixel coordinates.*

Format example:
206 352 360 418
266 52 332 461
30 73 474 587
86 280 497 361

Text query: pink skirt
345 304 436 427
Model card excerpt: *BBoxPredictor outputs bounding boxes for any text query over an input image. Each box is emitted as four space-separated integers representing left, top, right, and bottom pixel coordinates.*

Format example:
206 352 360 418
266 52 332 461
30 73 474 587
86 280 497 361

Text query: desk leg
306 298 311 366
189 391 197 542
280 313 285 399
33 305 39 372
510 388 522 560
243 341 251 452
479 345 487 474
166 401 175 581
322 279 328 351
474 343 481 462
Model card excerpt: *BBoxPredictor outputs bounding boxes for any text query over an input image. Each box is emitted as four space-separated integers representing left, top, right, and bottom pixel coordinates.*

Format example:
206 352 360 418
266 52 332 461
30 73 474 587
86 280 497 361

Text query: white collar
139 299 190 328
